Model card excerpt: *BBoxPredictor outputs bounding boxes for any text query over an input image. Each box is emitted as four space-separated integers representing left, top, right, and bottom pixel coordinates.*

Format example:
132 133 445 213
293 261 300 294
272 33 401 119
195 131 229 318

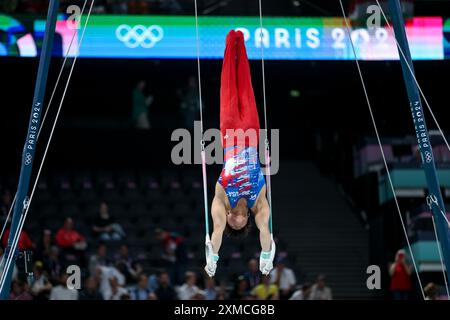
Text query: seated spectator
92 202 125 241
55 217 86 250
2 224 35 250
79 277 104 300
35 229 54 262
9 280 33 300
105 276 128 300
310 274 333 300
269 257 296 299
177 271 201 300
204 277 218 300
89 242 109 276
44 246 63 283
55 217 87 267
230 275 250 300
244 259 261 289
97 265 126 299
154 271 177 301
155 228 187 285
50 273 79 300
115 243 142 284
290 283 312 300
251 276 279 300
30 261 52 300
130 274 152 300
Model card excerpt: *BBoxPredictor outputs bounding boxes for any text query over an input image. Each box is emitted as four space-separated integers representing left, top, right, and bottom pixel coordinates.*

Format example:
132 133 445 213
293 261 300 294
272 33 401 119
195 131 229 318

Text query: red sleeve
55 229 70 248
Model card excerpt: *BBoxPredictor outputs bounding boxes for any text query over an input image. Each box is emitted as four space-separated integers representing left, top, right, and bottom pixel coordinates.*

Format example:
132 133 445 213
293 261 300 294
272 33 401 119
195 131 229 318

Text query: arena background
1 0 450 301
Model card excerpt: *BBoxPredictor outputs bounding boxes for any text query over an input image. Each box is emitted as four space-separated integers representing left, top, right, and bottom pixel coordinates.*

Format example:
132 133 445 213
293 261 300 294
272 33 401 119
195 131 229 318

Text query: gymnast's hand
259 239 276 275
204 240 219 277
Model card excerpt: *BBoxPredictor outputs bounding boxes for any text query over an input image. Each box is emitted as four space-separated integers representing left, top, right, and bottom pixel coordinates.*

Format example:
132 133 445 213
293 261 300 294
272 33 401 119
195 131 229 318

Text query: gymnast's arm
254 188 272 252
210 195 227 254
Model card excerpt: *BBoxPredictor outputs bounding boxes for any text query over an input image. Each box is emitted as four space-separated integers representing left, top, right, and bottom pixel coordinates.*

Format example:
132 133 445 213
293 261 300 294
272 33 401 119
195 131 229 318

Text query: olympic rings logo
25 153 32 166
424 151 432 163
115 24 164 49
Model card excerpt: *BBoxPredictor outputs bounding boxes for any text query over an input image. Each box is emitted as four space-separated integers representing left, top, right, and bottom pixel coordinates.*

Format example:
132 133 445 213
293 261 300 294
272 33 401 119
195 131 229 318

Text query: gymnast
204 30 275 277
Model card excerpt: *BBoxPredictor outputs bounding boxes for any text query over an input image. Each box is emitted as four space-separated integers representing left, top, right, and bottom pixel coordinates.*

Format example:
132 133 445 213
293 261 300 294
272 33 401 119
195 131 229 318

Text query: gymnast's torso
217 145 266 210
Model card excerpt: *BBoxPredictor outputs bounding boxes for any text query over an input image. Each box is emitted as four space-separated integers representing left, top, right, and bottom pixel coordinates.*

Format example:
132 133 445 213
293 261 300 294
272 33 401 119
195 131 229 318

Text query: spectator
55 218 87 267
97 265 126 299
290 283 312 300
424 282 439 300
49 273 79 300
244 258 261 289
35 229 54 262
132 80 153 129
55 217 87 250
44 246 63 283
177 271 201 300
251 276 279 300
179 76 200 129
389 249 412 300
79 277 104 300
204 277 218 300
9 280 33 300
130 274 152 300
154 271 177 300
115 243 142 284
269 257 296 299
155 228 187 285
2 225 35 250
230 275 250 300
92 202 125 241
105 276 128 300
89 242 109 276
310 275 333 300
30 261 52 300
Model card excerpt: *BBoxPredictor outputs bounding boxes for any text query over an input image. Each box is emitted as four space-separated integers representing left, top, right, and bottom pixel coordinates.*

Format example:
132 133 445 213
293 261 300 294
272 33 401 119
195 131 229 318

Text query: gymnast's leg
220 30 240 148
236 30 260 147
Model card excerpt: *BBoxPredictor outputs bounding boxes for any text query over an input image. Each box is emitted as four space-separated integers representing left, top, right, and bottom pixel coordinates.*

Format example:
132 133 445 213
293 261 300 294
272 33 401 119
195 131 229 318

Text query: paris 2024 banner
0 14 448 60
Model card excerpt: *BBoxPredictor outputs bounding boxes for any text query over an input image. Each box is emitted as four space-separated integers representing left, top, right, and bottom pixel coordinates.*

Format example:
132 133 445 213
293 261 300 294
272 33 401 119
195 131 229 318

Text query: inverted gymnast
204 30 275 277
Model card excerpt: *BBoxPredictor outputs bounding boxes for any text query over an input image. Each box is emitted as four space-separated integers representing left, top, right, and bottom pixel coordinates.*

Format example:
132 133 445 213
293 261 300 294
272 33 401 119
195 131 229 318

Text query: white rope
257 0 273 235
258 0 268 141
338 0 426 300
193 0 210 243
431 215 450 299
374 0 450 154
0 0 94 292
0 0 87 264
194 0 204 136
